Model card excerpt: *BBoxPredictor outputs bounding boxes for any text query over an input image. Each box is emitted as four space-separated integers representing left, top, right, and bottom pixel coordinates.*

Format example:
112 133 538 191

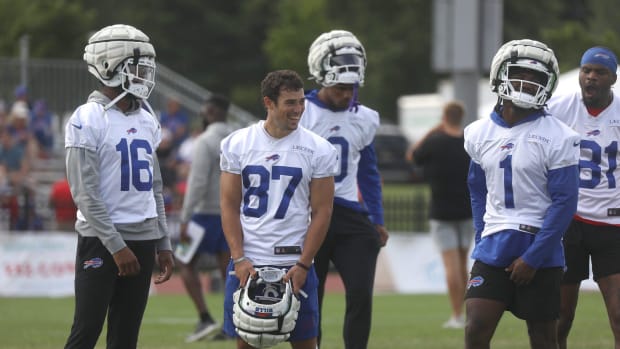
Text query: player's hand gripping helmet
84 24 156 100
232 267 301 348
490 39 559 109
308 30 366 87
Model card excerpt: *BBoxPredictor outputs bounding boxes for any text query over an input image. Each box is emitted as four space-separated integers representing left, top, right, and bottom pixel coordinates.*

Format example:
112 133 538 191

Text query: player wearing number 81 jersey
547 46 620 349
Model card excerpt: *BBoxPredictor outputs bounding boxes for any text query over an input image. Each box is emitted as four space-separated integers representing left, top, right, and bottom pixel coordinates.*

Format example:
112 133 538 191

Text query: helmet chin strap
104 90 128 111
104 89 156 118
347 83 360 112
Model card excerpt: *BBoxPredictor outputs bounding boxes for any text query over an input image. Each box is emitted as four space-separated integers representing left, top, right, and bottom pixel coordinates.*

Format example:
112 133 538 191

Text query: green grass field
0 291 612 348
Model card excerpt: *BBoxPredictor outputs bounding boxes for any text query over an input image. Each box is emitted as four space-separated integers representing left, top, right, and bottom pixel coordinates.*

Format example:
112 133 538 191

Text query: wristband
296 261 310 271
233 256 247 265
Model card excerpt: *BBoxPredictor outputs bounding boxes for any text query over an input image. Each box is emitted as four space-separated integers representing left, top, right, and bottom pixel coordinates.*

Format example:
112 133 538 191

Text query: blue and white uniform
65 91 170 254
300 90 384 225
220 120 338 266
464 108 580 268
548 90 620 226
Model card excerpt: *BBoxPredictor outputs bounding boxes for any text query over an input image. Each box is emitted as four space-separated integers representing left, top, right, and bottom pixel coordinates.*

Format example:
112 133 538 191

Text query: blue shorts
222 261 319 341
192 214 229 254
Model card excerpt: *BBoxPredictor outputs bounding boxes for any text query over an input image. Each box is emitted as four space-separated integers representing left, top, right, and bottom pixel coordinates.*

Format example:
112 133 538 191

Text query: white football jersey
548 91 620 224
300 101 379 202
464 113 580 238
65 102 161 224
220 121 338 265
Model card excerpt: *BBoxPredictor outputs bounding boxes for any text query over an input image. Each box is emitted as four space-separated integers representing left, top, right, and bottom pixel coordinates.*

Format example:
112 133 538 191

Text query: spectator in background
160 97 189 149
156 127 179 213
0 100 8 129
0 105 31 188
0 109 37 231
49 175 77 232
7 101 38 160
408 100 473 329
178 94 233 343
13 84 31 110
30 99 55 158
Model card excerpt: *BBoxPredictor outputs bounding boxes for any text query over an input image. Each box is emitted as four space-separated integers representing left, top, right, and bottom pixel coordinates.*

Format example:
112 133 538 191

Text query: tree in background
0 0 619 121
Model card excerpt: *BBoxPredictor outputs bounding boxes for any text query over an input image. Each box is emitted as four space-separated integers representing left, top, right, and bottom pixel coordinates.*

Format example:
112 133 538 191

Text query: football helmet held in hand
490 39 559 109
233 267 301 348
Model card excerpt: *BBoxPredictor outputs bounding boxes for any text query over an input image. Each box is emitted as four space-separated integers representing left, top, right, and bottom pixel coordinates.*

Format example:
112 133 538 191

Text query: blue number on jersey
499 155 515 208
579 140 618 189
242 165 303 219
115 138 153 191
327 136 348 183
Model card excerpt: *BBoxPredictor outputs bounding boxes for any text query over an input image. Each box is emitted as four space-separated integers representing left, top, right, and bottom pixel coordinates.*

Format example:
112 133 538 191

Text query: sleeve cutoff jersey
220 121 338 265
65 102 161 224
548 91 620 225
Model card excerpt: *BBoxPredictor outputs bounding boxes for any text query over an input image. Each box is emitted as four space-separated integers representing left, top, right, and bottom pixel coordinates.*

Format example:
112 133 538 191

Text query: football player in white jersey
63 24 174 349
220 70 338 349
547 47 620 349
463 39 580 349
301 29 388 349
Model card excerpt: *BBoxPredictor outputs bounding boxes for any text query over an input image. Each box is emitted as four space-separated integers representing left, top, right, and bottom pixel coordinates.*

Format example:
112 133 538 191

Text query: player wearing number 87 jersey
547 46 620 349
220 70 338 349
64 24 174 349
463 39 580 349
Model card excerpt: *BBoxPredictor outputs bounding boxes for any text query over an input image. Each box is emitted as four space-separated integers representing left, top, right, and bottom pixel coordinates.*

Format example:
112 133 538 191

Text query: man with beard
547 46 620 349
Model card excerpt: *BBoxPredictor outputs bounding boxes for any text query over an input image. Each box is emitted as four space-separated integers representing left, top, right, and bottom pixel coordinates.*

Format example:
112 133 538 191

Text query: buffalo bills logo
265 154 280 162
83 257 103 270
329 125 341 132
586 130 600 136
126 127 138 135
500 143 514 150
467 275 484 289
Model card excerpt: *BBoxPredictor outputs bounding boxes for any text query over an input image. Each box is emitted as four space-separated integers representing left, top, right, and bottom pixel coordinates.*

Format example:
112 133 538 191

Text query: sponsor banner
0 232 76 297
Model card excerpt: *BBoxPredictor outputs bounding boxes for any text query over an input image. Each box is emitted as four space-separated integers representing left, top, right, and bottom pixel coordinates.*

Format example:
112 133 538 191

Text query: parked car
373 123 416 183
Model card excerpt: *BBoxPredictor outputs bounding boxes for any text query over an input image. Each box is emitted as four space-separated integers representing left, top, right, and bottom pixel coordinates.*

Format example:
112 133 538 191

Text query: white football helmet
489 39 559 109
84 24 156 100
308 30 366 87
232 267 301 348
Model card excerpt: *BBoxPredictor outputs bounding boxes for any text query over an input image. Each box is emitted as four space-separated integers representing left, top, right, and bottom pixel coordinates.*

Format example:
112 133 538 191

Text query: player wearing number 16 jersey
64 25 174 349
220 70 338 349
547 46 620 349
463 39 580 349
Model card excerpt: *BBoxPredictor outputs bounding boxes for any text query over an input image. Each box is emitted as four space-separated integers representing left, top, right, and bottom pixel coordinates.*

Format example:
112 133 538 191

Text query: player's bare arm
220 170 255 286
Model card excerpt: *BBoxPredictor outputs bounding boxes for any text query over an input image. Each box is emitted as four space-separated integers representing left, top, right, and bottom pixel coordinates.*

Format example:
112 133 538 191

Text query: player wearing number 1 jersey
547 46 620 349
463 39 580 349
63 25 173 349
220 70 338 349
